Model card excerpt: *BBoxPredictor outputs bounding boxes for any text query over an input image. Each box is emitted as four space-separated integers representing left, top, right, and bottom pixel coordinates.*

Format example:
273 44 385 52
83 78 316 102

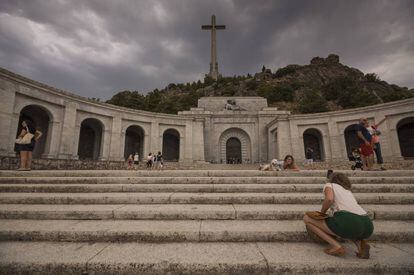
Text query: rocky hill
106 54 414 114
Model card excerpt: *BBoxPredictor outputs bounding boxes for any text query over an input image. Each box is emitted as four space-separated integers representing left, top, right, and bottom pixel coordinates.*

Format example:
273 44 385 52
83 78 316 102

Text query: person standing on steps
154 151 163 170
303 172 373 258
357 118 374 171
366 118 387 170
15 120 42 171
133 152 139 169
146 153 153 169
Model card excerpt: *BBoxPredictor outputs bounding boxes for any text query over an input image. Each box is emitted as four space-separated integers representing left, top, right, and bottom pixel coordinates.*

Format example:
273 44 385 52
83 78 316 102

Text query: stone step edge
1 177 413 184
0 192 413 205
0 241 412 274
0 220 412 243
0 184 413 194
0 204 412 220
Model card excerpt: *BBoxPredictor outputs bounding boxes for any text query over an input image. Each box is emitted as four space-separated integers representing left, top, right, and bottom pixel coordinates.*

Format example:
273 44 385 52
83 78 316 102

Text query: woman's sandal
356 240 370 259
324 246 346 256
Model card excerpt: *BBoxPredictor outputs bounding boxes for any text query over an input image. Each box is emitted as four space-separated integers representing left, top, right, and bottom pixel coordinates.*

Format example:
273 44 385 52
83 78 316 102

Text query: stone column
109 116 123 161
99 129 111 161
0 87 17 156
150 121 160 153
58 102 78 159
42 120 61 159
325 120 340 161
386 118 404 160
179 136 185 163
276 118 292 159
143 133 150 159
289 121 303 160
183 123 193 163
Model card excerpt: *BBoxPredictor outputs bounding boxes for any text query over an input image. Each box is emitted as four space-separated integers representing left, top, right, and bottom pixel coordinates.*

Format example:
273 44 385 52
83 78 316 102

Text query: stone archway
219 128 251 164
124 125 144 160
344 124 360 157
162 129 180 161
397 117 414 158
303 128 324 161
17 105 52 158
78 118 103 160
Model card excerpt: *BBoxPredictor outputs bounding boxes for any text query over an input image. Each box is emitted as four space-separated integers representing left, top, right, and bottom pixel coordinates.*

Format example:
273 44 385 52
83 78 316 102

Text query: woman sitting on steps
303 172 374 258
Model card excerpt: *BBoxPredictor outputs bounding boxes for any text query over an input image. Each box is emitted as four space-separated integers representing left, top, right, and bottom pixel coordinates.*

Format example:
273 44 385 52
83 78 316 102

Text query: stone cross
202 15 226 80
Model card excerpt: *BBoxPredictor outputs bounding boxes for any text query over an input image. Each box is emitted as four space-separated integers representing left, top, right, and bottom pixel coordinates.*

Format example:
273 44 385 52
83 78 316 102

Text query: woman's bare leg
26 152 32 169
304 215 342 248
361 155 368 170
19 151 27 169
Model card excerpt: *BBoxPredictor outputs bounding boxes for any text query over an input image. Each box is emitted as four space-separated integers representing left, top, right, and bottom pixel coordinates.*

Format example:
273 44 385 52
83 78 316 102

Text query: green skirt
326 211 373 240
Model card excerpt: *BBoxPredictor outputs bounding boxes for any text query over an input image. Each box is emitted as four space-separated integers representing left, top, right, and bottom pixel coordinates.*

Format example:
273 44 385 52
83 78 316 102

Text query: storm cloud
0 0 413 99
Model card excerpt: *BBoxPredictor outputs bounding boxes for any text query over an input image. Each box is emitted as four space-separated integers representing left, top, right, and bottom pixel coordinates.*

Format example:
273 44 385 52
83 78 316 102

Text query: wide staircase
0 170 413 274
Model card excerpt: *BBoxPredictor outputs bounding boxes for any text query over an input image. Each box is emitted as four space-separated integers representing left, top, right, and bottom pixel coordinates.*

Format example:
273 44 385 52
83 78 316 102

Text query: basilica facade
1 67 413 166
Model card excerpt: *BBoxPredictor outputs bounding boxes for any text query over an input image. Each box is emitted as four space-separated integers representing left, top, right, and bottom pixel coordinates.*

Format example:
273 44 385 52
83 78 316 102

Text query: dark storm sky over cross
0 0 413 100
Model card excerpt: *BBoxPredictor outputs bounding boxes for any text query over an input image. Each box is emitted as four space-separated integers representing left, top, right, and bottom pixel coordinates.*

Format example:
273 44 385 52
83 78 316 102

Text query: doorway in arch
162 129 180 161
397 117 414 158
344 124 360 157
303 128 324 161
124 125 144 160
226 137 242 164
78 118 103 160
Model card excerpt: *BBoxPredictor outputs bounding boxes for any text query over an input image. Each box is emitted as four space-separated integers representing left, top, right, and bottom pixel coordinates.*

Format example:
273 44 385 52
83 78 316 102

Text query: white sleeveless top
323 183 367 216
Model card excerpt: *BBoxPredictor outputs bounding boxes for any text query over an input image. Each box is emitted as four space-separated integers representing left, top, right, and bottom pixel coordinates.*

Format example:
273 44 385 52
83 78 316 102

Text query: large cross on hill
202 15 226 80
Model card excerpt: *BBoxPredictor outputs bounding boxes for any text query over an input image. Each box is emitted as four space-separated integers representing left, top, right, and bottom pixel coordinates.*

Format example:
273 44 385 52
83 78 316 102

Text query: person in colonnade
15 120 42 171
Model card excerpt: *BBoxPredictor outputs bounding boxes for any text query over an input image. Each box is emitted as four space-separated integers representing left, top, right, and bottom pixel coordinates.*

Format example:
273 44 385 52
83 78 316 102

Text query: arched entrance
17 105 51 158
124 125 144 160
344 124 360 157
303 128 324 161
226 137 242 164
162 129 180 161
78 118 103 160
397 117 414 158
219 128 251 164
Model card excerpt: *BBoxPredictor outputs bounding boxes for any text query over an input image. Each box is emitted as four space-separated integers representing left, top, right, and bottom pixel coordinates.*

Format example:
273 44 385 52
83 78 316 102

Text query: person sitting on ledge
282 155 300 171
303 172 373 258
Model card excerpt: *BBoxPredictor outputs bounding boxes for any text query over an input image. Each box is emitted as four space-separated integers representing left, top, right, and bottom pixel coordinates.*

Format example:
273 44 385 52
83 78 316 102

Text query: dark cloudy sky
0 0 413 100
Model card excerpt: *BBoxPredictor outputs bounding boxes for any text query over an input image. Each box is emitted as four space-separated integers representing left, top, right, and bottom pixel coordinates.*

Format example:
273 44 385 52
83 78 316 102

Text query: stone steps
1 192 413 204
1 241 413 274
1 169 413 274
0 204 412 220
0 219 413 243
1 183 413 193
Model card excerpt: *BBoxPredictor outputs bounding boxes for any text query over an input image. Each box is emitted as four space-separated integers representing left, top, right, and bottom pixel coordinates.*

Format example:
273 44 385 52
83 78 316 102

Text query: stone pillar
109 116 123 161
99 129 111 161
42 120 61 159
58 102 78 159
289 121 303 160
192 119 206 162
276 118 292 159
179 136 185 163
143 133 150 159
150 121 160 153
184 123 193 163
386 118 404 160
326 120 342 161
0 87 17 156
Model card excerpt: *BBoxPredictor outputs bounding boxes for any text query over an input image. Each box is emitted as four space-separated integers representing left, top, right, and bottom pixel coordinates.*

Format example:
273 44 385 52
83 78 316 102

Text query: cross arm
202 25 212 30
215 25 226 29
